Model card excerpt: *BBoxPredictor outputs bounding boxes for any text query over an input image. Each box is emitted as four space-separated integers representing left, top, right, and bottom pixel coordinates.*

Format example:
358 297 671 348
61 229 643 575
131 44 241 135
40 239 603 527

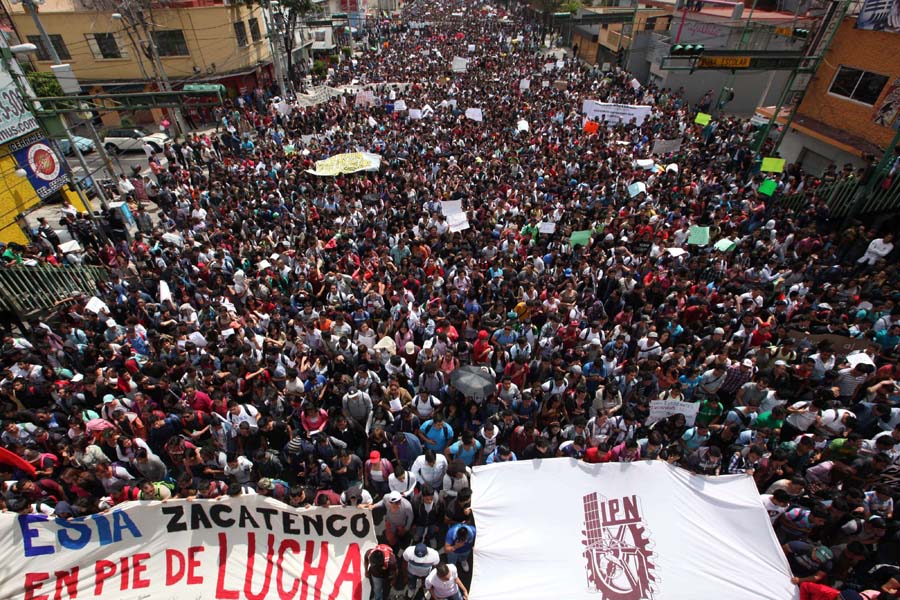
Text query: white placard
517 119 530 132
467 44 476 52
159 280 172 303
84 296 108 314
465 108 484 122
393 99 407 111
451 56 469 73
627 181 648 197
647 399 700 425
519 79 530 91
409 109 423 120
538 221 557 234
447 212 470 232
441 200 464 216
651 138 682 156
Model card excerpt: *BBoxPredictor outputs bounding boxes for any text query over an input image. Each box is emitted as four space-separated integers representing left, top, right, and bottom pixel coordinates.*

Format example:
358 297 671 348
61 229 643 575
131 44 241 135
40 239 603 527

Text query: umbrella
0 447 36 477
450 365 496 399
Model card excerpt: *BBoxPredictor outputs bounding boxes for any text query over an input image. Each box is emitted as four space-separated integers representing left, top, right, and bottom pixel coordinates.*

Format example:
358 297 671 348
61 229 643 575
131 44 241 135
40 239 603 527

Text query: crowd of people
2 0 899 598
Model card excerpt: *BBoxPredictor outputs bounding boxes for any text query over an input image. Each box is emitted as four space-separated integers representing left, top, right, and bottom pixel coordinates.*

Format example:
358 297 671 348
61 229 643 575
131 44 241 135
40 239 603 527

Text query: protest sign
0 497 376 600
647 399 700 425
441 200 464 216
393 99 407 111
651 138 682 156
409 109 423 120
582 100 652 126
583 120 599 134
695 113 712 125
538 221 557 234
554 80 568 91
761 157 785 173
519 79 530 91
570 230 592 247
792 331 872 355
517 119 530 132
452 57 469 72
306 152 382 177
687 226 710 246
468 44 476 52
85 297 108 314
447 212 470 232
627 181 647 197
465 108 484 122
633 159 655 170
713 238 736 252
758 179 777 196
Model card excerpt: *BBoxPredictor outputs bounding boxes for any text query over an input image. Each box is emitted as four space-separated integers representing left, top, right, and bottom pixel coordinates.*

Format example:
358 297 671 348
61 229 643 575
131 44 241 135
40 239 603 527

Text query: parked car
57 136 95 156
101 128 170 154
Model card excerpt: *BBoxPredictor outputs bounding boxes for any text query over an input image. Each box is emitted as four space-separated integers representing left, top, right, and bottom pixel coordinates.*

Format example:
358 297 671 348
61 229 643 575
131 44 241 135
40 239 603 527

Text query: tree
26 71 64 98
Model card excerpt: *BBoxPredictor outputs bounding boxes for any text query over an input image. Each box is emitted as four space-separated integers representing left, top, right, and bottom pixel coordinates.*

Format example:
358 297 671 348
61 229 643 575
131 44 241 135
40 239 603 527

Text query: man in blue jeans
444 523 476 572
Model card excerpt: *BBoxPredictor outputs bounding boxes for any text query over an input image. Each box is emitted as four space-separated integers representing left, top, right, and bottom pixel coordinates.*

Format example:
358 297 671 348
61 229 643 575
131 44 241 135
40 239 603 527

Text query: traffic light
792 28 809 39
670 43 705 57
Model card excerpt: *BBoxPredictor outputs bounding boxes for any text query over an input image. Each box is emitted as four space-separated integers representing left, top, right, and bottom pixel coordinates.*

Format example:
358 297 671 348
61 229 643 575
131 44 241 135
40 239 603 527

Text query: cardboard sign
695 113 711 126
647 399 700 425
761 157 785 173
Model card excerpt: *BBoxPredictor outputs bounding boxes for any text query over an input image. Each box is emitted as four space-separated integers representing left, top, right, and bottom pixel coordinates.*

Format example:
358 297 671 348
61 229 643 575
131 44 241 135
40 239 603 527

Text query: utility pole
132 6 190 136
19 0 112 210
265 0 289 97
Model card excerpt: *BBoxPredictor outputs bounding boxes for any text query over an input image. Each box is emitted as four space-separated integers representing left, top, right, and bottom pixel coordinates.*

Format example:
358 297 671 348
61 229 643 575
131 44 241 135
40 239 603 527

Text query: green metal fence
777 172 900 218
0 265 108 316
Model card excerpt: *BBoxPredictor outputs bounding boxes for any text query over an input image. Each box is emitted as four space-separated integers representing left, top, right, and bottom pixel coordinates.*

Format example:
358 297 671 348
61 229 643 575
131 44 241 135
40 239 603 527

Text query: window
829 66 888 105
26 34 71 61
234 21 248 47
150 30 190 57
248 18 261 43
87 33 124 59
314 30 327 42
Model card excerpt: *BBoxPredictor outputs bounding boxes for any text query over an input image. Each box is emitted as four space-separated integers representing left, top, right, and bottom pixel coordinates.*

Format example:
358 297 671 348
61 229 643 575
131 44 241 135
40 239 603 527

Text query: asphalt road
65 147 151 182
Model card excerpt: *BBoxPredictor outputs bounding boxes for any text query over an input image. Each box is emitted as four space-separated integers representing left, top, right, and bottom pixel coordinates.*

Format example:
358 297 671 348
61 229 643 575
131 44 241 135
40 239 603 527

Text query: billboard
874 77 900 129
11 134 68 200
0 70 40 146
856 0 900 32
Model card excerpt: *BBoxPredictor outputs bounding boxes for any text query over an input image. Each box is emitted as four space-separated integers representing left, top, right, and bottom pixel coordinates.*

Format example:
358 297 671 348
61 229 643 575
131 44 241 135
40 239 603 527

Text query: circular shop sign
27 143 61 182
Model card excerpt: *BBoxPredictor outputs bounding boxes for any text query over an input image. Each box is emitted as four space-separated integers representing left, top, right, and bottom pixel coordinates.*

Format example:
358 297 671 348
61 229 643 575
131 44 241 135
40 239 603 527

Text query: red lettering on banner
243 533 276 600
327 543 362 600
216 532 239 599
188 546 204 584
23 572 50 600
301 540 330 600
119 556 130 590
277 539 301 600
53 568 79 599
132 553 151 589
166 549 185 585
93 560 116 595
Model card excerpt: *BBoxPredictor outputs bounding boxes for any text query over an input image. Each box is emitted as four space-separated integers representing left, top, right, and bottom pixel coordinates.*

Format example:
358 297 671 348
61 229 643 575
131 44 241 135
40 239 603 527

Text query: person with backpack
227 400 259 432
138 479 173 500
412 389 442 421
365 544 398 600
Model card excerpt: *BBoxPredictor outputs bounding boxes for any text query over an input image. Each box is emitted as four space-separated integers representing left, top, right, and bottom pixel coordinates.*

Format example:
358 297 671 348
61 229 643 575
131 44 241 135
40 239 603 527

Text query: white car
102 128 170 154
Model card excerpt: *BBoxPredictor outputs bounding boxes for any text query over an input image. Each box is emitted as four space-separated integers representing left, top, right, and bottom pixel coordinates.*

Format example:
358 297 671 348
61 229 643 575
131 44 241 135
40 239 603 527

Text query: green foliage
312 59 329 78
341 46 352 57
26 71 64 98
560 0 582 12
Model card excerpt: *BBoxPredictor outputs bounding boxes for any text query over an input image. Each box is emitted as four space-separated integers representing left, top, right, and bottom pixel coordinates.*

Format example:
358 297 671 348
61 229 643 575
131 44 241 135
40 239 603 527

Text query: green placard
758 179 777 196
694 113 711 125
687 225 710 246
570 230 592 247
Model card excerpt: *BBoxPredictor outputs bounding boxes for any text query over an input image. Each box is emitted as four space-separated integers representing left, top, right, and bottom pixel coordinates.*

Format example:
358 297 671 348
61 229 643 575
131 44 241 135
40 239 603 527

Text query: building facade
766 17 900 174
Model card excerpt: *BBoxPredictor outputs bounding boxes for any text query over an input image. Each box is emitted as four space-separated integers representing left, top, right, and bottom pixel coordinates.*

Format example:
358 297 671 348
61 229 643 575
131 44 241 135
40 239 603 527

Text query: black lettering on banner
238 505 260 529
302 515 324 536
282 511 301 535
190 503 213 530
257 508 277 530
210 504 235 528
350 514 370 538
162 505 187 532
325 514 347 537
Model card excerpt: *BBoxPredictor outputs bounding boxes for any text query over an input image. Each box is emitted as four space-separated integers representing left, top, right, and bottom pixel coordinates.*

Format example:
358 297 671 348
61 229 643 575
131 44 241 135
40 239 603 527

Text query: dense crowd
2 0 900 598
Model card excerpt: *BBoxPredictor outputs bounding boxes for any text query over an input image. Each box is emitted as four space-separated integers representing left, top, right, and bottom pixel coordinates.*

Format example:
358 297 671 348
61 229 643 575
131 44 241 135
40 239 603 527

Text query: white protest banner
409 109 423 120
471 459 797 600
519 79 530 91
441 200 464 216
647 399 700 425
422 104 435 117
159 280 172 303
582 99 652 126
538 221 556 234
627 181 648 197
447 212 470 232
517 119 530 132
451 56 469 73
84 296 108 314
393 99 407 112
651 137 682 156
0 496 376 600
465 108 484 122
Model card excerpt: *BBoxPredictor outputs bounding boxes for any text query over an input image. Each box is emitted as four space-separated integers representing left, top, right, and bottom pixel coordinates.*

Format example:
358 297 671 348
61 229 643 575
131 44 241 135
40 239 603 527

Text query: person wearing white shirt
403 543 440 598
857 234 894 266
224 454 254 484
425 563 468 600
410 450 448 490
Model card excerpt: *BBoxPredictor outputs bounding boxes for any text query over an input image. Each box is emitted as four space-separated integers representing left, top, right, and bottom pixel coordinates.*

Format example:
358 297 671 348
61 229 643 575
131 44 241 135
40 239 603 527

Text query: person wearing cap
362 490 414 548
783 540 833 584
403 541 440 599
